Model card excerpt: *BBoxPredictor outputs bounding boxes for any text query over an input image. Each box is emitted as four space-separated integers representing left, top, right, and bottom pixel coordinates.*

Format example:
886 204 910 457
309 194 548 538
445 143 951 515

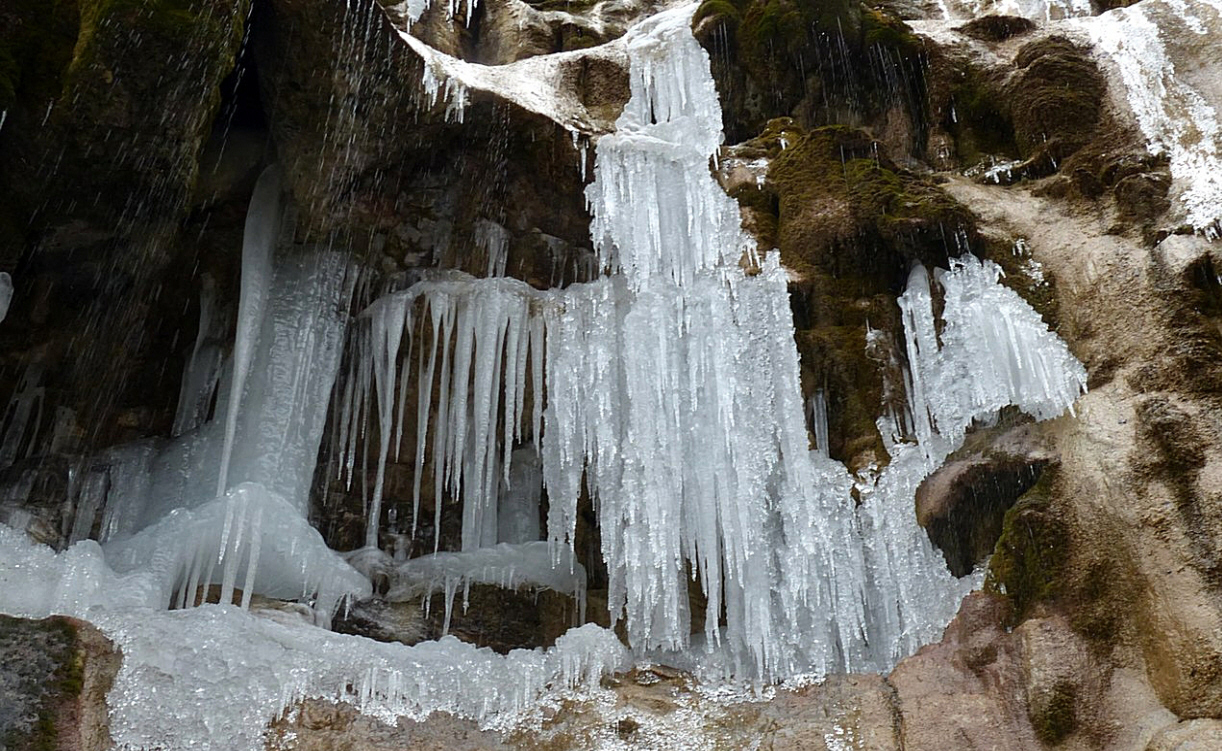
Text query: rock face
0 615 119 751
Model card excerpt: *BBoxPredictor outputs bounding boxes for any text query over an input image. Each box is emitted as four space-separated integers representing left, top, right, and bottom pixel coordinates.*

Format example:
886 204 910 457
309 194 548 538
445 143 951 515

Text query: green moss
770 125 972 272
1031 680 1078 745
1008 37 1103 166
985 467 1069 624
0 616 85 751
694 0 748 29
956 14 1035 42
561 32 602 51
946 64 1017 164
862 7 918 54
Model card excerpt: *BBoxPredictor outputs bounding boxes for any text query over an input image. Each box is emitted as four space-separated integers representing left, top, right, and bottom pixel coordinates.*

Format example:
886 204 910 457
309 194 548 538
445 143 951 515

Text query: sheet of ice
103 483 370 615
126 250 353 535
0 524 627 751
393 25 619 133
498 445 543 544
1077 0 1222 237
0 363 45 469
809 390 830 458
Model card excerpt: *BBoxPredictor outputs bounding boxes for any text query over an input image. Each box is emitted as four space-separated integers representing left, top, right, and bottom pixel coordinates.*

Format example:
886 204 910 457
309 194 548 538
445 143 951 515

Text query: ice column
218 165 280 497
551 4 868 677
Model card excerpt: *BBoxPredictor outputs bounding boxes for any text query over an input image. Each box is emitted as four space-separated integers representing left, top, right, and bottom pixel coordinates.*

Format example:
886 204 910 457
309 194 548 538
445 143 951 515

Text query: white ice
0 524 627 751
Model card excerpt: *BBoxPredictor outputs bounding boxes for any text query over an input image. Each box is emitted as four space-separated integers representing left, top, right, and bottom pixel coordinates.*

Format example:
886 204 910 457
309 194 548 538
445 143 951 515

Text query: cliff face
0 0 1220 747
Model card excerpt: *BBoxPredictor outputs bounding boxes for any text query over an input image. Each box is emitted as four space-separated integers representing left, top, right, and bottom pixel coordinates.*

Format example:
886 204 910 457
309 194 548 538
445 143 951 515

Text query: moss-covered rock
1007 37 1104 175
985 467 1069 624
692 0 926 147
769 125 972 277
956 15 1035 43
735 124 976 467
1030 679 1077 745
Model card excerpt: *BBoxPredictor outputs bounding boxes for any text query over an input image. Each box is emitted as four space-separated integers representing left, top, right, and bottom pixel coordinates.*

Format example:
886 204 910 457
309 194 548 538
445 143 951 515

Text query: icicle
173 275 224 437
365 298 407 549
217 166 281 498
0 272 13 324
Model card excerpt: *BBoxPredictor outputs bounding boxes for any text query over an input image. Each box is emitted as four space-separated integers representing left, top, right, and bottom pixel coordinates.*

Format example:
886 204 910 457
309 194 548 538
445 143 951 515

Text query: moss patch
736 125 975 467
0 616 86 751
769 125 972 276
956 14 1035 42
693 0 925 144
985 466 1070 624
1007 37 1104 171
1031 679 1078 745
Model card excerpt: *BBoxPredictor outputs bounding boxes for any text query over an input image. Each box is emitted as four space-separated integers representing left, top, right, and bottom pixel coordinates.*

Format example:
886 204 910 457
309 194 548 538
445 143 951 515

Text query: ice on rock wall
104 483 369 614
343 274 546 552
498 445 543 544
218 165 281 498
345 1 1090 683
0 271 12 324
0 1 1101 746
856 256 1087 664
584 7 752 287
86 173 367 619
172 274 226 437
385 541 587 634
1078 0 1222 238
0 525 627 750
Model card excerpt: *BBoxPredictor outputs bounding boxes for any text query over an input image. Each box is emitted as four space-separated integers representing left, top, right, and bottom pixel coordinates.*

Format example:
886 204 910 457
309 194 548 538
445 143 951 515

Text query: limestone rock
0 615 119 751
1146 720 1222 751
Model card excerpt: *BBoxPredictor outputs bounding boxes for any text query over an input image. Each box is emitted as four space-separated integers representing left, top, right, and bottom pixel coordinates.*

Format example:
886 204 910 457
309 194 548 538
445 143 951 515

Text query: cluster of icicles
340 3 1088 681
0 2 1093 748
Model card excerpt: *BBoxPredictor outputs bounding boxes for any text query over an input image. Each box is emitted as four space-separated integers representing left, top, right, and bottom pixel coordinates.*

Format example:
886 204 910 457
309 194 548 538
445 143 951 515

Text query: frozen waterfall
0 0 1094 747
342 2 1088 681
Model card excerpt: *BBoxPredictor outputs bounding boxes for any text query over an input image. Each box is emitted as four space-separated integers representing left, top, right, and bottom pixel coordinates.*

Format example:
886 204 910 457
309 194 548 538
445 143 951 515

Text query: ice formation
218 165 280 498
344 2 1088 682
0 0 1097 747
171 274 225 437
0 271 13 324
384 541 587 634
0 525 627 750
1078 0 1222 237
81 177 368 618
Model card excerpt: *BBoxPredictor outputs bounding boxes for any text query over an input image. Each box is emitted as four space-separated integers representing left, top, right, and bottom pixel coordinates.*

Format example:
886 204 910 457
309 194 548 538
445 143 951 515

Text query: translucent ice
0 271 13 324
0 525 626 751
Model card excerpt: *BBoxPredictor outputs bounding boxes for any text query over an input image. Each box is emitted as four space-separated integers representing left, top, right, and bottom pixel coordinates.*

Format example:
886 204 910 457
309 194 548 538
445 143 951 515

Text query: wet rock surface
333 586 578 652
0 615 118 751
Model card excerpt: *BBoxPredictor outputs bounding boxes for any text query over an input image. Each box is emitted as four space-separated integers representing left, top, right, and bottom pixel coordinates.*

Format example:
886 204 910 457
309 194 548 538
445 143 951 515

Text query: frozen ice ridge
0 525 628 751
